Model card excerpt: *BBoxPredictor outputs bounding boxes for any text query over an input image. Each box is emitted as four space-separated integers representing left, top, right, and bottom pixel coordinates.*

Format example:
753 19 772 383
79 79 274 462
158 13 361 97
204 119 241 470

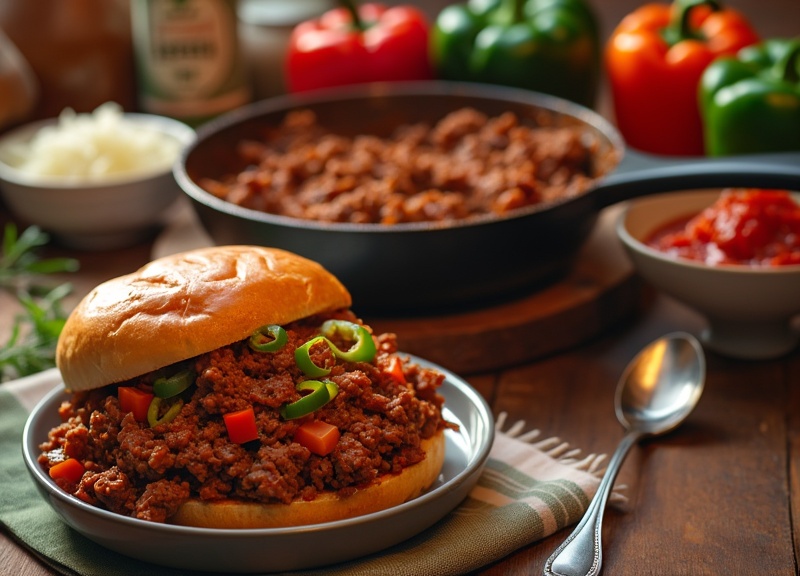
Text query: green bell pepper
152 370 194 399
700 38 800 156
431 0 600 107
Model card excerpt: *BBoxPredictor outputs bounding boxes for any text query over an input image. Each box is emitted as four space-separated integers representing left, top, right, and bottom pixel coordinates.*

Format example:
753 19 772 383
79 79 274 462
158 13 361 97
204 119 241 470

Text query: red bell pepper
223 407 259 444
286 1 433 93
118 386 154 423
605 0 758 156
384 356 406 385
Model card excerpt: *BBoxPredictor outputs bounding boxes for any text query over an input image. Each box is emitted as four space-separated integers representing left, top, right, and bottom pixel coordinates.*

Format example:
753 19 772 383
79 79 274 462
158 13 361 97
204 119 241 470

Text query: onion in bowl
0 103 195 250
5 102 183 181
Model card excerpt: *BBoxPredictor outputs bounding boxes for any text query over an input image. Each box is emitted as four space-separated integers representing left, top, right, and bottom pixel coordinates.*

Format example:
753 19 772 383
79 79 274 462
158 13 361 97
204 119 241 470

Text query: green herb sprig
0 224 79 382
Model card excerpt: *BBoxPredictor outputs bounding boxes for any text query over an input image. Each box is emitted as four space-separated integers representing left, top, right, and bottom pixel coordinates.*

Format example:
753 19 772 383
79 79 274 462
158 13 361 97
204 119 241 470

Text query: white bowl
617 190 800 360
0 113 195 250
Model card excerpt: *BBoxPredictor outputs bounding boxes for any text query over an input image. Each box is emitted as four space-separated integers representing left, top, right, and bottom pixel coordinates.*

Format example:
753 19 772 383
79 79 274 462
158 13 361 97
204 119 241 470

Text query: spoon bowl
544 332 705 576
615 334 705 436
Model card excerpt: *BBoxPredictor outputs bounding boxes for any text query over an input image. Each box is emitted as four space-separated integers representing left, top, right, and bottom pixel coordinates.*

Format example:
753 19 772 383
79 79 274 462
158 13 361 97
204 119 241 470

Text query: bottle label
132 0 249 121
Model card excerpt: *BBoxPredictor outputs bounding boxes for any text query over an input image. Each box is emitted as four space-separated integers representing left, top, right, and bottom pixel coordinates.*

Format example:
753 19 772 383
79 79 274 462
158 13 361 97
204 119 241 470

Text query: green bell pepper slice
152 370 194 399
249 324 288 353
147 397 184 428
280 379 338 420
294 336 333 378
319 320 377 363
294 320 377 378
431 0 600 107
700 38 800 156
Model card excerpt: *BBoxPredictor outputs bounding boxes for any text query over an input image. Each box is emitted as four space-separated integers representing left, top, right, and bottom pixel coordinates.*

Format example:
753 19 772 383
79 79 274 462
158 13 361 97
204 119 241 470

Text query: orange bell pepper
294 420 340 456
49 458 85 484
605 0 758 156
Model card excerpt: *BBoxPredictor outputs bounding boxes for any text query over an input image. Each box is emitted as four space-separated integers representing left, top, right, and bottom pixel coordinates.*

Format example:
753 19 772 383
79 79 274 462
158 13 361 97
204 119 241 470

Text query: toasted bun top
56 246 352 392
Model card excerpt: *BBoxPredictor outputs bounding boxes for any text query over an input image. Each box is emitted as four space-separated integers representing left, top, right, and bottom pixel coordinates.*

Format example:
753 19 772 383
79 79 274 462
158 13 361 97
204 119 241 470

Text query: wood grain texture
472 298 800 575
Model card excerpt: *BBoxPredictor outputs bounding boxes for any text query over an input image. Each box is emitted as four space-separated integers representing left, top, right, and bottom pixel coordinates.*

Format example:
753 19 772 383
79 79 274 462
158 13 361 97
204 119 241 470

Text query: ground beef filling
201 107 597 224
38 311 448 523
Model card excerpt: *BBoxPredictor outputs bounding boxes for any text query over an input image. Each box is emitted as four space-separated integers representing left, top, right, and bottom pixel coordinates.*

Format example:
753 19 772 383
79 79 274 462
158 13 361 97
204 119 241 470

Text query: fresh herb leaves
0 224 79 382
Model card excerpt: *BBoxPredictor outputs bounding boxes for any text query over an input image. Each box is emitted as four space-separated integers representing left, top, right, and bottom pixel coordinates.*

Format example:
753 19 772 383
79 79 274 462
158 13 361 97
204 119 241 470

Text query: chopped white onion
9 102 182 180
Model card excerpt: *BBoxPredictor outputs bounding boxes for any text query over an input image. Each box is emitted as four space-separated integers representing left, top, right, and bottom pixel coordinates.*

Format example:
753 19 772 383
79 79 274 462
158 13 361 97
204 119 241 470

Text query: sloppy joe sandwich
38 246 450 528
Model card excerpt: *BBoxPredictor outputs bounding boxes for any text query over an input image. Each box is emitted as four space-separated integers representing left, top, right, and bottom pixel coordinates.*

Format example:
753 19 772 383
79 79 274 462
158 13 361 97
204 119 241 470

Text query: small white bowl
0 113 195 250
617 189 800 360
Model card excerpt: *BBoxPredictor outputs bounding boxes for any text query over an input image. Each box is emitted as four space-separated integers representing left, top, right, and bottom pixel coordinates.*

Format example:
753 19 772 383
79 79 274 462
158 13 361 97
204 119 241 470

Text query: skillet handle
593 150 800 210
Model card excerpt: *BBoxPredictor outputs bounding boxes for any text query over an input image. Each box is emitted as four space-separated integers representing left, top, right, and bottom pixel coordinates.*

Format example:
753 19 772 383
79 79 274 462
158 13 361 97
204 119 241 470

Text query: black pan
175 81 800 314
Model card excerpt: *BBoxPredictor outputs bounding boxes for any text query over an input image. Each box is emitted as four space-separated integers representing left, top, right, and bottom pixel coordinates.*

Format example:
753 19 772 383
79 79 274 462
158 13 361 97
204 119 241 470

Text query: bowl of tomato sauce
617 188 800 359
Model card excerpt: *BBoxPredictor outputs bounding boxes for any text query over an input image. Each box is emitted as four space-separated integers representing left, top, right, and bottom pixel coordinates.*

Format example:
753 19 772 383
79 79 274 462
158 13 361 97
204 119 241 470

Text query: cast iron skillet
175 81 800 314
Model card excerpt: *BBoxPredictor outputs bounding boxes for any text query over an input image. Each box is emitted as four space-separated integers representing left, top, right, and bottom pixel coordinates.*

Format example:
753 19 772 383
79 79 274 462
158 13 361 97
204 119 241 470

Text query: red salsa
646 189 800 266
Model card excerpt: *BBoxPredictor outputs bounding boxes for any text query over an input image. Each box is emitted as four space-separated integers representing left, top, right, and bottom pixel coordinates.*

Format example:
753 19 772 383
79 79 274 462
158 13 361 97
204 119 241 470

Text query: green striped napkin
0 370 610 576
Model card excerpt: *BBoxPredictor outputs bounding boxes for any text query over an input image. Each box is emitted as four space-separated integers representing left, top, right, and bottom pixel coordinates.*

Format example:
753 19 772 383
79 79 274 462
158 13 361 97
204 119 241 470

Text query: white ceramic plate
22 356 494 573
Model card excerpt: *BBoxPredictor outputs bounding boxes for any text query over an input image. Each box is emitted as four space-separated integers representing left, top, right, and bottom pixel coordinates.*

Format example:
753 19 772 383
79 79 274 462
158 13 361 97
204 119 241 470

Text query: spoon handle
543 430 641 576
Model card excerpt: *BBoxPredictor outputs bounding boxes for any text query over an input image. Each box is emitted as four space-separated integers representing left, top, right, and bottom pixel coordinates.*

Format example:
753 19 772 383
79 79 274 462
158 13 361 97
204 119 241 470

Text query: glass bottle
238 0 333 99
130 0 251 126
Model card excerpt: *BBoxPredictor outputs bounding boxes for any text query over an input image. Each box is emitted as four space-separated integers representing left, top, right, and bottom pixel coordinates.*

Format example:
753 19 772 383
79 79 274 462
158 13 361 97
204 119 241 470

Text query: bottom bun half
169 431 446 529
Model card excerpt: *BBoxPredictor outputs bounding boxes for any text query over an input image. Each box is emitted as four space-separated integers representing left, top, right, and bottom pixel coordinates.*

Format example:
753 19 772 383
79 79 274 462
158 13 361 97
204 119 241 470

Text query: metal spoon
543 332 705 576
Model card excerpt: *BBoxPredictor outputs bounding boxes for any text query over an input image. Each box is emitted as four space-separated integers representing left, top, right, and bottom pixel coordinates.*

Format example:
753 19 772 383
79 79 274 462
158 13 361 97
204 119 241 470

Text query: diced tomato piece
294 420 340 456
223 407 259 444
118 386 154 422
49 458 85 483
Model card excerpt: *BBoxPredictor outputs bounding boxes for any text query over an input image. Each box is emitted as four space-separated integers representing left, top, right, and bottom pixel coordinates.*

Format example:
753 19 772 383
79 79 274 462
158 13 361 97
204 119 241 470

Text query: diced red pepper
49 458 85 483
386 356 406 385
223 407 259 444
118 386 154 422
294 420 340 456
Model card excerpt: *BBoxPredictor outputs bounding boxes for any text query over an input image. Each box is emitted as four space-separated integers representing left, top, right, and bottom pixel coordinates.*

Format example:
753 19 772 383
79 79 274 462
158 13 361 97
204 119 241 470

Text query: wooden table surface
2 1 799 575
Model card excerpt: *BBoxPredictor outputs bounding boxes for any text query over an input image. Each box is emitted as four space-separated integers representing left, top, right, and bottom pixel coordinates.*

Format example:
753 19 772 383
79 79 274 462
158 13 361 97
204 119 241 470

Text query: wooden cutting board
365 204 642 375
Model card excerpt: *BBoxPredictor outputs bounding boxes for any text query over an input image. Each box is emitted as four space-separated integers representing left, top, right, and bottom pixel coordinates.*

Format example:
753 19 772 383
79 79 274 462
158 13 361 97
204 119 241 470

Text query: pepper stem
340 0 364 31
775 40 800 84
662 0 721 46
